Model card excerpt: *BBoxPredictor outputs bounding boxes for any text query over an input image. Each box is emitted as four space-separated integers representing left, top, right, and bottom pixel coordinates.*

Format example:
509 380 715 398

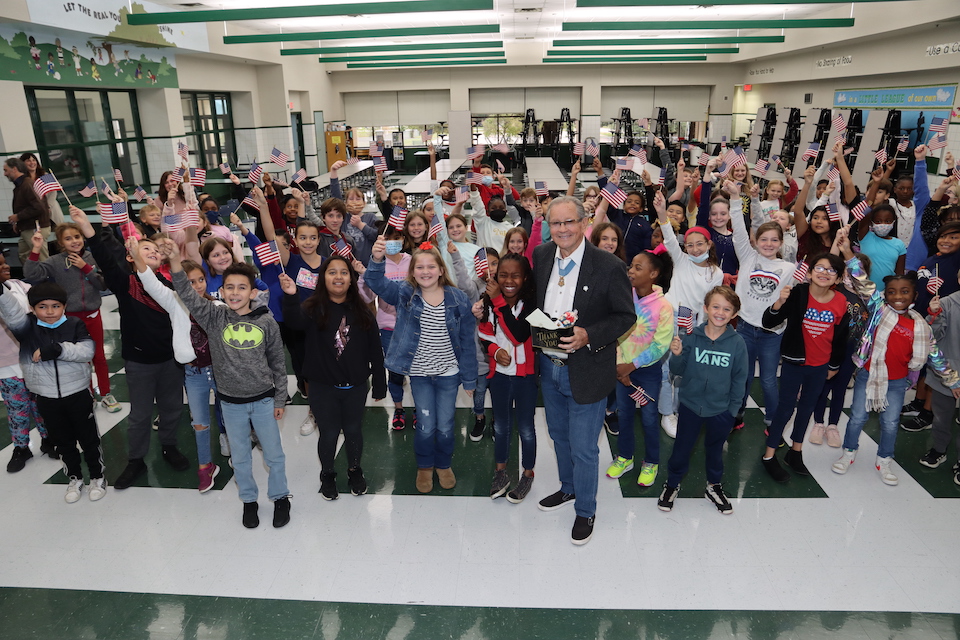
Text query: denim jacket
364 258 478 390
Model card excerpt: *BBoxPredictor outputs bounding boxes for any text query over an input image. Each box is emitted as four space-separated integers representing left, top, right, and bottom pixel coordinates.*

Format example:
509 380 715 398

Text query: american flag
388 206 407 230
616 157 630 171
952 167 960 182
628 145 643 158
189 168 206 187
465 171 484 185
493 143 509 154
534 181 549 196
172 165 185 181
826 202 841 222
33 174 62 198
428 212 443 237
728 147 747 169
291 168 307 184
897 137 909 153
717 161 729 177
754 158 770 176
113 168 123 184
653 167 666 186
772 154 782 167
181 209 201 228
162 212 187 232
177 141 189 160
219 162 231 175
850 198 871 221
373 157 388 172
929 116 948 134
929 133 948 151
346 156 360 165
720 136 727 151
681 142 692 151
241 194 261 212
270 147 289 165
629 385 650 406
599 182 627 208
635 148 648 165
573 142 585 156
832 113 846 133
101 179 112 196
793 260 809 282
455 186 470 203
638 118 649 129
586 141 600 157
826 166 841 182
421 128 433 142
253 240 282 266
927 275 945 295
495 159 506 173
332 238 353 259
474 247 489 279
79 181 97 198
97 201 129 225
875 148 888 164
801 143 820 162
133 185 148 202
466 145 485 160
370 143 383 157
835 133 847 146
698 152 710 167
677 306 694 334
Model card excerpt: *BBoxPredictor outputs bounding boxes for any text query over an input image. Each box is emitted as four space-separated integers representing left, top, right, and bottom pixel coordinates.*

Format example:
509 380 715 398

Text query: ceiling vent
514 7 543 13
515 36 535 39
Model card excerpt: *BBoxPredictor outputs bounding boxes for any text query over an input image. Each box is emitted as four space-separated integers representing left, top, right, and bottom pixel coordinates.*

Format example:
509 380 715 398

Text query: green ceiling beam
544 56 708 62
281 41 503 56
347 59 507 69
546 47 737 55
223 24 499 44
129 0 492 25
579 0 899 4
563 18 855 30
319 51 504 63
554 36 784 45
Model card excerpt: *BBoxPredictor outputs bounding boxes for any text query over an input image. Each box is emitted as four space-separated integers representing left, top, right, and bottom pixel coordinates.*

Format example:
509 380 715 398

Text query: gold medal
558 276 565 287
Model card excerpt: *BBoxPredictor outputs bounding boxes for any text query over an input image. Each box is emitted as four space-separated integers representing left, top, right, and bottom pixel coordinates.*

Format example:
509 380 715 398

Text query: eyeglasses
684 241 708 250
549 219 581 230
813 265 838 275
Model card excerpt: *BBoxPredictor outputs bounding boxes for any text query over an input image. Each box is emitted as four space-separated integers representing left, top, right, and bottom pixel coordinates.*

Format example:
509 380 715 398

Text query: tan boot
437 467 456 489
416 467 434 493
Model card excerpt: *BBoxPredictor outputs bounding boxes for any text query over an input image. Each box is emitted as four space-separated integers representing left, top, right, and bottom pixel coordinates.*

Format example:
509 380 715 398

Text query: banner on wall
833 84 956 109
0 23 178 88
25 0 210 52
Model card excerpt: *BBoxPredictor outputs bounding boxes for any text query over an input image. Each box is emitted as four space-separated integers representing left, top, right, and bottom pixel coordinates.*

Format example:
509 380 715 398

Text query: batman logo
222 322 264 350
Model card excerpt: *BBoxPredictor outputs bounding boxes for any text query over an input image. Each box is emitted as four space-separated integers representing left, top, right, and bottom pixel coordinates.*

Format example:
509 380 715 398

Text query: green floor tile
864 418 960 498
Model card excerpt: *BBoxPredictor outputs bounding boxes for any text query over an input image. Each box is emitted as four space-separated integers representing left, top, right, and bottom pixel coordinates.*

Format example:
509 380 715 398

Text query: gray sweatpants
930 389 960 456
125 359 184 460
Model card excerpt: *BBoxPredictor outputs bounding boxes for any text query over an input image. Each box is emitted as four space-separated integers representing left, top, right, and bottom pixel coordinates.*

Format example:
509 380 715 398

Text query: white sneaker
300 411 316 436
88 477 107 501
660 414 677 439
832 449 857 474
65 477 83 503
876 456 899 486
100 394 121 413
219 433 231 458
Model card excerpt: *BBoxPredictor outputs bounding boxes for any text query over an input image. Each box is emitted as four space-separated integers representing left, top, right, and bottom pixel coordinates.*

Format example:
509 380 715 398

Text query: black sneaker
272 496 291 528
490 469 510 499
391 408 406 431
604 412 620 436
705 483 733 514
348 467 367 496
297 380 308 400
161 446 190 471
919 448 947 469
506 474 534 504
783 449 810 476
114 458 147 490
657 483 679 512
243 502 259 529
901 409 933 432
470 415 486 442
955 468 960 487
761 455 790 483
537 489 576 511
39 438 56 458
571 515 595 545
901 398 924 416
319 472 339 501
6 446 33 473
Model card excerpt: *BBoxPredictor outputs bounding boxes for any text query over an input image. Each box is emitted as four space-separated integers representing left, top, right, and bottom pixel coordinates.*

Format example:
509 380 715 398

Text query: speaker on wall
804 93 813 104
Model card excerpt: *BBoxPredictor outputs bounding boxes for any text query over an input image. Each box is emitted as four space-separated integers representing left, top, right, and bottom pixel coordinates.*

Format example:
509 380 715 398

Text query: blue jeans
814 342 857 426
409 375 460 469
184 365 216 465
379 329 406 404
489 373 538 470
842 373 909 459
219 397 289 503
766 361 829 449
539 354 606 518
737 320 782 420
474 371 490 416
615 365 662 463
668 403 733 486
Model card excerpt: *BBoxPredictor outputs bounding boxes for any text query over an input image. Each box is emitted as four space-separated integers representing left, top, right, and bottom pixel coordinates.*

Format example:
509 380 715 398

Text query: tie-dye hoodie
617 285 674 369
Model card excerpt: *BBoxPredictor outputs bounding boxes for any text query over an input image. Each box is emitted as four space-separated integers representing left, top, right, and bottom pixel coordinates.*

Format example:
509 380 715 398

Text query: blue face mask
37 316 67 329
384 240 403 256
688 251 710 264
481 175 494 186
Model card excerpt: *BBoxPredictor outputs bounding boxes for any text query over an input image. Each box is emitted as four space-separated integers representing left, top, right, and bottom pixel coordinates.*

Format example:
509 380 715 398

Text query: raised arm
567 160 581 197
792 165 817 238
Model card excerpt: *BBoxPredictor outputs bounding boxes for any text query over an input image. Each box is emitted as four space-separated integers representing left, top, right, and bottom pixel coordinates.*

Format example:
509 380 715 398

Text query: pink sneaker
198 464 220 493
809 423 825 445
824 425 842 448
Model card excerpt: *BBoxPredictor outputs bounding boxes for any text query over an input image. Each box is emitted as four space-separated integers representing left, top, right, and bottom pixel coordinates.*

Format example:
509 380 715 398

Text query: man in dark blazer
534 196 635 545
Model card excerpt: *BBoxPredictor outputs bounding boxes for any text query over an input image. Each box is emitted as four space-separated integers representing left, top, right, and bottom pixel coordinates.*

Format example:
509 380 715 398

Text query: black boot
783 449 811 476
761 455 790 483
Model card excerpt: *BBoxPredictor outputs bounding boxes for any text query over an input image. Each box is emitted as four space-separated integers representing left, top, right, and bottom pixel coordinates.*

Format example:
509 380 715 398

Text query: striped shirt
409 301 458 377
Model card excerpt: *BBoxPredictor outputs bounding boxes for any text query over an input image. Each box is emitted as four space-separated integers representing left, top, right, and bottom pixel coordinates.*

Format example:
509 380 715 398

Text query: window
181 92 236 171
25 88 146 198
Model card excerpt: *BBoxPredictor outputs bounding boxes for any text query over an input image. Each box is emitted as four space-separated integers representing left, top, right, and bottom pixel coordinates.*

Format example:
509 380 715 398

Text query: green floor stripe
864 419 960 498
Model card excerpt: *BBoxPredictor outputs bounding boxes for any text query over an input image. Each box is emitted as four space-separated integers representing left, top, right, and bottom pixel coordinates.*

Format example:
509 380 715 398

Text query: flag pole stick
49 171 73 208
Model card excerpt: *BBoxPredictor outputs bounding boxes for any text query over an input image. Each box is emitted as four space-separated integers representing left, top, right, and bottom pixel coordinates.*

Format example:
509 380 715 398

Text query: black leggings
309 383 367 473
278 322 306 387
37 390 104 479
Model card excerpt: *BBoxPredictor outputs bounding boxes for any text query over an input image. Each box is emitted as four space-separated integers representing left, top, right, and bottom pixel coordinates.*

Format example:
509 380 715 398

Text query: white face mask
481 175 494 186
688 251 709 264
871 222 894 237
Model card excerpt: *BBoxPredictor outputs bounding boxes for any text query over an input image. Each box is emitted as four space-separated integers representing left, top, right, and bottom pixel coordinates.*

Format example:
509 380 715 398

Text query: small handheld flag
832 113 846 133
928 133 948 151
586 141 600 157
369 143 383 157
332 238 353 260
698 152 710 167
534 181 549 196
653 167 666 186
421 128 433 142
388 206 408 230
793 260 809 282
466 145 485 160
291 168 307 184
78 181 97 198
133 185 148 202
826 202 841 222
113 168 123 184
101 179 112 196
720 136 727 151
346 157 360 165
629 385 651 406
373 157 388 173
929 116 948 134
219 162 231 175
772 154 782 167
875 148 888 165
826 166 841 182
638 118 649 129
600 182 627 209
177 141 189 160
189 168 206 188
493 143 509 155
927 275 945 295
455 186 470 204
628 145 643 158
162 212 186 232
474 248 489 280
97 201 129 225
573 142 585 156
33 174 62 198
754 158 770 176
465 171 484 186
428 212 444 237
241 193 261 212
952 167 960 182
897 137 909 153
269 148 289 165
677 306 694 334
253 240 282 266
850 199 871 221
801 143 820 162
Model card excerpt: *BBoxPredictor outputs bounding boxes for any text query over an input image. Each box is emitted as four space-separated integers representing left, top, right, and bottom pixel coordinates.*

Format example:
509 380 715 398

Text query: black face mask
489 208 507 222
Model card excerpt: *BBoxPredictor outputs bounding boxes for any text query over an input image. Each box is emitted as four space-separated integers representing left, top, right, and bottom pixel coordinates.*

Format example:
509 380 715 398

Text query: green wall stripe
129 0 493 25
579 0 900 4
318 51 504 63
347 59 507 69
563 18 855 30
223 24 499 44
544 56 708 62
546 48 737 55
281 41 503 55
554 36 784 45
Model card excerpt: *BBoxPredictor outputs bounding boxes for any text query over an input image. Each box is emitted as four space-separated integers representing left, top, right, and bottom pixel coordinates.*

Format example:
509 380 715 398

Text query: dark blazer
534 239 635 404
12 176 50 229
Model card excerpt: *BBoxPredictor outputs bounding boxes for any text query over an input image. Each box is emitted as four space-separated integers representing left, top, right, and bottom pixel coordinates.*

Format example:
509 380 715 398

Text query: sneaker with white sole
832 449 857 474
219 433 231 458
657 483 679 511
88 477 107 501
919 448 946 469
705 483 733 514
506 474 534 504
824 425 842 448
299 411 316 436
65 477 83 503
661 414 677 438
100 394 121 413
876 456 899 485
605 456 634 479
637 462 658 487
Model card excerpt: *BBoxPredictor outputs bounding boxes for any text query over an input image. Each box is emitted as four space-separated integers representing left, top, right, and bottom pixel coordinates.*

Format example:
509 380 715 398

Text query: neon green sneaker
637 462 659 487
605 456 634 479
